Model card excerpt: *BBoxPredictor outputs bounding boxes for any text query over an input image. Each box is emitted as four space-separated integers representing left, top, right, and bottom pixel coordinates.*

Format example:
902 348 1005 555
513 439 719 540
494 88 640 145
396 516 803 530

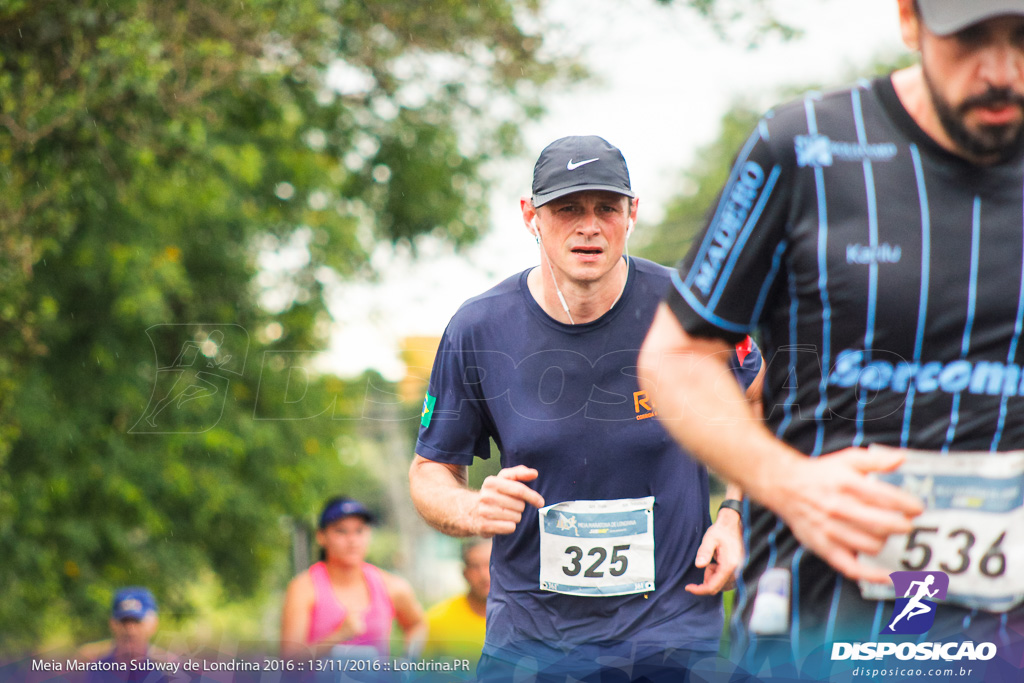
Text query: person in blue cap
79 586 174 682
280 496 426 660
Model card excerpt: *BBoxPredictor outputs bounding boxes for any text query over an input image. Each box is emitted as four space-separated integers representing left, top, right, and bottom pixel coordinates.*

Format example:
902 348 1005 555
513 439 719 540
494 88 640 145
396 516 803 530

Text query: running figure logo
886 571 949 634
131 324 249 434
556 513 579 536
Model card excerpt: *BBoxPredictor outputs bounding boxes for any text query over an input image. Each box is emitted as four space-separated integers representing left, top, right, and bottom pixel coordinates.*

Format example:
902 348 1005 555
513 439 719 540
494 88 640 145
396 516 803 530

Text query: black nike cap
531 135 634 208
918 0 1024 36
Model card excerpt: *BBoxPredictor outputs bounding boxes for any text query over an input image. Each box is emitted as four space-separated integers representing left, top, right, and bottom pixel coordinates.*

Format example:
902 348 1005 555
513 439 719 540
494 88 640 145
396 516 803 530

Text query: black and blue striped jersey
666 76 1024 659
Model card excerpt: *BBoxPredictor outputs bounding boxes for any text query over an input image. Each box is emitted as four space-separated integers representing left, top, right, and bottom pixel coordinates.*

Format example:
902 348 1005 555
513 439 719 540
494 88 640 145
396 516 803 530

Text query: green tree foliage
0 0 575 650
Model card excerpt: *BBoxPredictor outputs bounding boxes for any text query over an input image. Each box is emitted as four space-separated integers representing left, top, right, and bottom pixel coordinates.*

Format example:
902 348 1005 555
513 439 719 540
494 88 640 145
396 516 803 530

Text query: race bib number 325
538 497 655 597
859 448 1024 612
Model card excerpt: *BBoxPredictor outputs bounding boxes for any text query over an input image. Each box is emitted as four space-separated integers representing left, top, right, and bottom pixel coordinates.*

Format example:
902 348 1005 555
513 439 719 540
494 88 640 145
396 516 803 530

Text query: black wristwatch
718 499 743 517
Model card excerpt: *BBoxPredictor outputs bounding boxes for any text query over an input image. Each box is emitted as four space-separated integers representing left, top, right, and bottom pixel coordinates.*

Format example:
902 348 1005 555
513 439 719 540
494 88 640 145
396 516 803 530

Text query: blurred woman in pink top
280 497 426 659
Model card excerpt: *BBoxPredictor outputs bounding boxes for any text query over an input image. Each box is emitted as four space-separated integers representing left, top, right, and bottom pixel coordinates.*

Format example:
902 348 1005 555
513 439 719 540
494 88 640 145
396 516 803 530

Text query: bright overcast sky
317 0 905 380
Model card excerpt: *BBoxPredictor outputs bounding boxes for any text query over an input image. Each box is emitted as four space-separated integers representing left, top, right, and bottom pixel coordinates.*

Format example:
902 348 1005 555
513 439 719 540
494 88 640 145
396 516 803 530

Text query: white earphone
529 211 632 324
531 215 575 323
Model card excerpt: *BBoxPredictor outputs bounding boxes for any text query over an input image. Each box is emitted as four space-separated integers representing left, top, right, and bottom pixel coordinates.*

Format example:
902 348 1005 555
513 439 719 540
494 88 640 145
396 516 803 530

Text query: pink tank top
306 561 395 655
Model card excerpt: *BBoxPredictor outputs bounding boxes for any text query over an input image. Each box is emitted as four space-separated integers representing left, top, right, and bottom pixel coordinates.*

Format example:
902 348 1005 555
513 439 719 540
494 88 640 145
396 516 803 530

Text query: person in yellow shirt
423 538 490 662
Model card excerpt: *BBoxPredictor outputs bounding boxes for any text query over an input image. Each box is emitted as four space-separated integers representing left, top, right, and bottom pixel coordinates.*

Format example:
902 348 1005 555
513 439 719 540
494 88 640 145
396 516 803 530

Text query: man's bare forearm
638 306 802 505
408 455 481 537
639 305 924 583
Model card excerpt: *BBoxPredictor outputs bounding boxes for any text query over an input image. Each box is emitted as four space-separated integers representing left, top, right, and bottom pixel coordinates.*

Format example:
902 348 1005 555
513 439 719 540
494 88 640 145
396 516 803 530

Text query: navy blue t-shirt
416 257 762 665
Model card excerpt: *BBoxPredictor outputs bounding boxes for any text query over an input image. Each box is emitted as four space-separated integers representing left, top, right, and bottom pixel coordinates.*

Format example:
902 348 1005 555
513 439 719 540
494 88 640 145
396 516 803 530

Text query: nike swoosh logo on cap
566 157 599 171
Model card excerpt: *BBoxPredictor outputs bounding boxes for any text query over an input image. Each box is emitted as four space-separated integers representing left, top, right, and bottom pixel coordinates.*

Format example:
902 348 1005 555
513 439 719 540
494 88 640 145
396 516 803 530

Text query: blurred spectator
280 497 426 659
78 586 175 683
423 538 490 662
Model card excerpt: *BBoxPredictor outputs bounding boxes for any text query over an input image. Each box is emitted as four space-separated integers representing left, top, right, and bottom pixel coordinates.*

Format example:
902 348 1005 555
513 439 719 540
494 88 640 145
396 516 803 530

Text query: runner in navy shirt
641 0 1024 674
410 135 763 681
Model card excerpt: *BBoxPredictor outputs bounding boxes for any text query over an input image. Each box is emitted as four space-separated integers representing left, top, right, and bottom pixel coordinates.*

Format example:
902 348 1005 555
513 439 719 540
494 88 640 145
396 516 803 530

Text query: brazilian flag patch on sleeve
420 393 437 428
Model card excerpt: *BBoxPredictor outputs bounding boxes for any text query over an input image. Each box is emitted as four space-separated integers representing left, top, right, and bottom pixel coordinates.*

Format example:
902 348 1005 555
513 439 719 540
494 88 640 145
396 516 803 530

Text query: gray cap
531 136 634 207
918 0 1024 36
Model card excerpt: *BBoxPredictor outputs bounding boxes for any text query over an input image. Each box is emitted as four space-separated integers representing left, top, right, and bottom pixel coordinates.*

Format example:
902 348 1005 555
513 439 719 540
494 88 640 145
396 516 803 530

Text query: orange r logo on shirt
633 391 657 420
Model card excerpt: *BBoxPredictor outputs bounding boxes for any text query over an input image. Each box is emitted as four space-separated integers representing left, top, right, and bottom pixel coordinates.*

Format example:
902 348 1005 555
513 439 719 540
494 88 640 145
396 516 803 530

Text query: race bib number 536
538 497 655 597
859 448 1024 612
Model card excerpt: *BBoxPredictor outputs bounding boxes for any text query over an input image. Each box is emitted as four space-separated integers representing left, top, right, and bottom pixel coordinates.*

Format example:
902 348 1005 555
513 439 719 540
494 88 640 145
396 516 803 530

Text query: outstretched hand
686 508 743 595
766 447 923 583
